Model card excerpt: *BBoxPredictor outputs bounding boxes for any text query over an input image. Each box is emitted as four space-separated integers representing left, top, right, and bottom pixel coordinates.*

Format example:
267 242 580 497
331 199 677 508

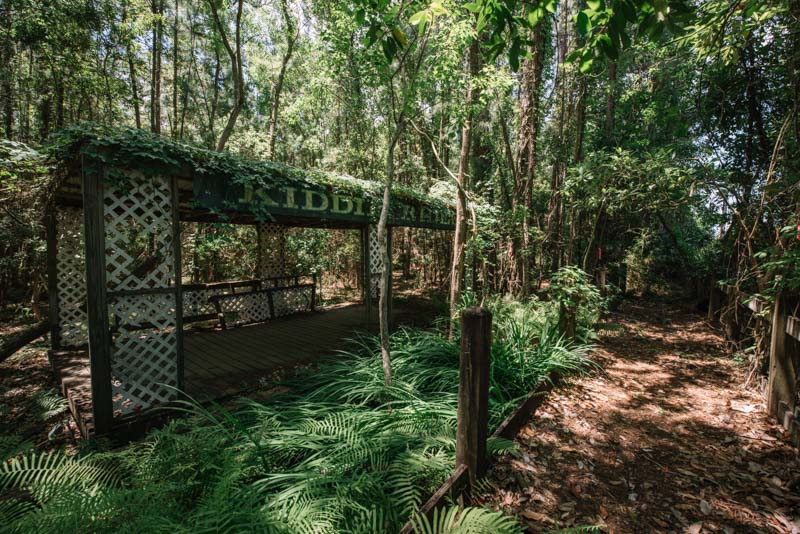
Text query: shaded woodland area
1 0 799 532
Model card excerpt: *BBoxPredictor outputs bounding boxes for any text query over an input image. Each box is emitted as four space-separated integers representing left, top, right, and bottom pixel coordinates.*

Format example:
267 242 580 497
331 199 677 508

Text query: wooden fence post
456 307 491 487
767 294 795 421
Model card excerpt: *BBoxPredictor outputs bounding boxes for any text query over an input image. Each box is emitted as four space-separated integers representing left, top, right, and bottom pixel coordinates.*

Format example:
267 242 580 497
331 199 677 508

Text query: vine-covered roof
48 124 455 229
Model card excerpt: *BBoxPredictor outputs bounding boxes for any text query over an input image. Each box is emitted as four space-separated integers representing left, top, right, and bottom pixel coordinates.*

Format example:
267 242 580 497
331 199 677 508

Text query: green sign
193 176 454 229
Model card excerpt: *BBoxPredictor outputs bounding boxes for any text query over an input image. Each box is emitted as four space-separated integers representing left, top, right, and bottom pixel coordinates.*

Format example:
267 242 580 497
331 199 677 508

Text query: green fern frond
410 505 524 534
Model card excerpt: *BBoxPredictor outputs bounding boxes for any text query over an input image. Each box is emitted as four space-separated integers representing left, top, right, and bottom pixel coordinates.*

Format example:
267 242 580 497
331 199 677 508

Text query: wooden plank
767 296 796 419
397 464 469 534
787 315 800 342
492 379 554 440
82 164 113 435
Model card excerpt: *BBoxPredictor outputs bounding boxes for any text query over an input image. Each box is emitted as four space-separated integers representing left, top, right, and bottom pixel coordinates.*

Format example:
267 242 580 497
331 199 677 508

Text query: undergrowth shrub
1 301 594 533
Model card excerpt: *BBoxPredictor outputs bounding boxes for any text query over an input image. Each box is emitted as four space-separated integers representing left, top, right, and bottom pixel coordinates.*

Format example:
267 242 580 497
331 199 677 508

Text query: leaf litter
474 299 800 533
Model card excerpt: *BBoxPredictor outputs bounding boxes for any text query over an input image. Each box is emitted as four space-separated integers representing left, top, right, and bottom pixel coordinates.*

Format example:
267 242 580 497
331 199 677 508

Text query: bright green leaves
409 0 449 34
576 10 591 36
564 0 693 74
587 0 604 11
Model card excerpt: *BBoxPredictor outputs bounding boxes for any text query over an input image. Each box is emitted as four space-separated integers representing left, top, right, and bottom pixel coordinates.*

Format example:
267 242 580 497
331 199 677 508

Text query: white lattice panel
104 176 175 291
111 330 178 414
258 223 286 278
56 207 88 347
103 172 179 415
273 286 313 317
109 292 178 414
111 293 176 330
368 225 383 298
183 288 225 318
217 292 273 326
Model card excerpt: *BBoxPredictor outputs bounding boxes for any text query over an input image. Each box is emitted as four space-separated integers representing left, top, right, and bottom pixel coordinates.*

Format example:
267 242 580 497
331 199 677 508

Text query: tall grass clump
1 297 596 533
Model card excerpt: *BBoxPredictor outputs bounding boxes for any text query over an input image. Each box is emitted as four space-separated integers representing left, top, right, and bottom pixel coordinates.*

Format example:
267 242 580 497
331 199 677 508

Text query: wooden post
170 176 184 391
82 165 114 435
767 294 795 420
363 225 372 326
46 210 60 350
387 226 393 331
456 307 491 486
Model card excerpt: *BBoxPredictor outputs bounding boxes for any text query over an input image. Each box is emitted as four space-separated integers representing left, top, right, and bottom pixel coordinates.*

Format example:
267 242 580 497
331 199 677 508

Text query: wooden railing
708 284 800 445
209 283 316 329
181 275 314 324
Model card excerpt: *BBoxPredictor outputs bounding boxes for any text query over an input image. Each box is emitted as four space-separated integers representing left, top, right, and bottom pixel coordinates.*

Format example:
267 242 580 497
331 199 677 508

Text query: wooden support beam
787 316 800 342
767 295 796 420
82 165 114 435
46 210 60 350
362 225 371 327
387 226 393 332
456 307 491 486
171 176 184 391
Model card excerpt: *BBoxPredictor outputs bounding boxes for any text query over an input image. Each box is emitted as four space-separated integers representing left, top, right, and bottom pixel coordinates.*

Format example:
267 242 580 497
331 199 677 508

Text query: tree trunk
449 38 481 338
209 0 244 151
512 21 547 295
124 5 142 129
376 124 403 386
171 0 179 138
605 60 616 145
266 0 298 160
150 0 163 134
1 1 14 139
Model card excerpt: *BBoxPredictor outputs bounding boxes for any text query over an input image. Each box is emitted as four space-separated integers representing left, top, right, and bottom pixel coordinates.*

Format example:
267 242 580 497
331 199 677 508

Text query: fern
1 301 594 533
409 506 523 534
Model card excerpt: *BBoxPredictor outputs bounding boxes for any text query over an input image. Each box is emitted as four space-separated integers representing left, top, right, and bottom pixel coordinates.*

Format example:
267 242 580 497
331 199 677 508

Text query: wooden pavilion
46 126 454 437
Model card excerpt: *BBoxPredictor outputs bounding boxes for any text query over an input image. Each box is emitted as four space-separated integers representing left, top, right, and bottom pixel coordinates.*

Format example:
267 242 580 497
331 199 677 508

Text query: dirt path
478 299 800 533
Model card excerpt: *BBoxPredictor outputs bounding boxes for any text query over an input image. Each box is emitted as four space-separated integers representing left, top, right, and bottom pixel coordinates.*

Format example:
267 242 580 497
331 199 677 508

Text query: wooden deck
50 303 392 436
183 303 373 399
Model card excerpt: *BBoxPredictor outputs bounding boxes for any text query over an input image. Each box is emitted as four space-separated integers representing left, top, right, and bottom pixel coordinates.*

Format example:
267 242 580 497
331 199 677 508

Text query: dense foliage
1 301 595 533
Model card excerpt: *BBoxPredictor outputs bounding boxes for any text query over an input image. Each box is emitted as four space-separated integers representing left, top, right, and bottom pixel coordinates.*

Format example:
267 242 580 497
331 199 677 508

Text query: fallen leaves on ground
475 299 800 533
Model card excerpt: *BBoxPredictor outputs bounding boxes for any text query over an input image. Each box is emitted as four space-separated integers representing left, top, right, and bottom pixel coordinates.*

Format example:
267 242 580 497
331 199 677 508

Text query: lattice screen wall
368 225 383 299
258 223 286 279
273 285 314 317
55 207 88 347
104 174 179 416
182 287 225 318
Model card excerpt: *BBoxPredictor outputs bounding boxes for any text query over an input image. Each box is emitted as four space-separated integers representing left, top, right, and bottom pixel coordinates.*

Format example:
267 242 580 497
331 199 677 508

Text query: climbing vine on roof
46 124 454 222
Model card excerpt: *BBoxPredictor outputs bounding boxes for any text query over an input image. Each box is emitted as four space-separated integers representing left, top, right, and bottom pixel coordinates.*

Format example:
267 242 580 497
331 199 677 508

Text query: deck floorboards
52 304 377 436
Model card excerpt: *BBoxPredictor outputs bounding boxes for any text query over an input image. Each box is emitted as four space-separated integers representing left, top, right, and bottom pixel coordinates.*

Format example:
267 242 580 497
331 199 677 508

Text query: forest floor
477 299 800 534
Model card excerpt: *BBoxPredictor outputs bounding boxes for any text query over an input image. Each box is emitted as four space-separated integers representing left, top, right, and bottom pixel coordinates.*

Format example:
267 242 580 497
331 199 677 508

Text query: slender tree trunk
150 0 163 134
123 6 142 129
209 0 244 151
266 0 299 160
449 38 480 338
605 60 616 145
376 124 403 386
512 21 546 294
545 1 574 272
1 1 14 138
171 0 179 138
